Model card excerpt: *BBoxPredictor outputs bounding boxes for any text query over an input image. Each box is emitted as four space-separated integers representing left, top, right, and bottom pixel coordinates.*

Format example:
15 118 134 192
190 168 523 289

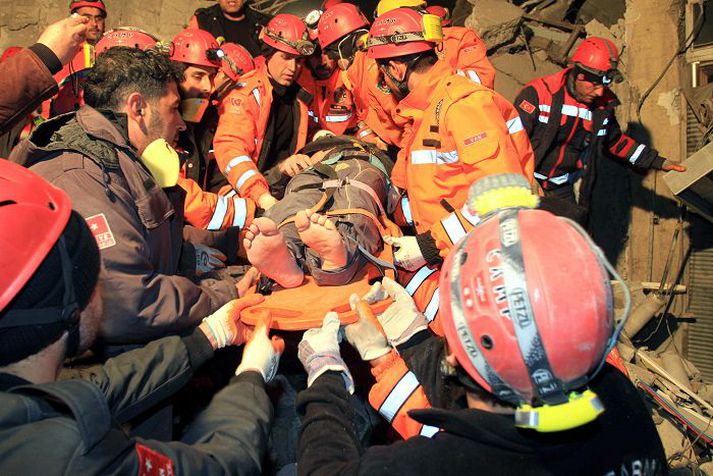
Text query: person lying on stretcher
243 136 394 288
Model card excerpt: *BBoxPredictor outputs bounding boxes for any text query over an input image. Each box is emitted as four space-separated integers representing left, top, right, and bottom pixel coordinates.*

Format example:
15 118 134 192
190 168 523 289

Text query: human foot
244 217 304 288
296 209 348 270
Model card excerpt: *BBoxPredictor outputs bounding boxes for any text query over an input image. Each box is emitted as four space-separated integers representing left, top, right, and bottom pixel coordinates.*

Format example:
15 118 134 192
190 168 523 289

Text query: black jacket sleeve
603 111 665 170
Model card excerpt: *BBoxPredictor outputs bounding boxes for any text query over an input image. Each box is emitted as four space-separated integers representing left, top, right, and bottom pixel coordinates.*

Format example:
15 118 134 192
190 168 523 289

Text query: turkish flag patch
85 213 116 250
136 443 174 476
519 99 536 114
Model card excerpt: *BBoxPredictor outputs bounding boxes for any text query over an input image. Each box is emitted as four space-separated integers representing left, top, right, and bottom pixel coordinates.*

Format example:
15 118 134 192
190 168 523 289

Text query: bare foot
296 209 348 270
244 217 304 288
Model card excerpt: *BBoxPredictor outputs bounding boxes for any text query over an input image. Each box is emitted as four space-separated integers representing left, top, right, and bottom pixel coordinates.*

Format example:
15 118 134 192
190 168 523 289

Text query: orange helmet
95 27 158 56
367 7 442 60
570 37 622 85
219 42 255 82
318 3 369 49
261 14 315 56
170 28 221 69
439 175 625 418
426 5 451 27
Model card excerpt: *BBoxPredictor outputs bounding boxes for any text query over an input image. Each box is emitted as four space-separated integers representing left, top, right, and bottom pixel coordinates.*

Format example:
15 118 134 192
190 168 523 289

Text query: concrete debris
490 51 559 100
584 18 623 52
466 0 524 51
656 89 682 127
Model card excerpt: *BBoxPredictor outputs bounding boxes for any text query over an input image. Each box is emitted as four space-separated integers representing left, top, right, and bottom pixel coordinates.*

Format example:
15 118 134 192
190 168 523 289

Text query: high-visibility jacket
345 51 403 146
393 60 534 258
515 68 666 194
177 175 255 231
299 68 359 136
397 266 443 336
213 62 312 203
440 26 495 89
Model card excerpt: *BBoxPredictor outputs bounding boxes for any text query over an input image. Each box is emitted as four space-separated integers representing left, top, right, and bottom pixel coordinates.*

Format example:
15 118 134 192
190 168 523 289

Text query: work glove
344 294 391 361
661 159 686 173
235 314 285 383
298 312 354 394
201 294 265 349
384 235 426 271
362 276 429 347
195 244 226 275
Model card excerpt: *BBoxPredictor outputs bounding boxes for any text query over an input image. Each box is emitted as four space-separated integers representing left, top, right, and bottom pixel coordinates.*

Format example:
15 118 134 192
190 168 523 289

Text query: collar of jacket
397 60 453 114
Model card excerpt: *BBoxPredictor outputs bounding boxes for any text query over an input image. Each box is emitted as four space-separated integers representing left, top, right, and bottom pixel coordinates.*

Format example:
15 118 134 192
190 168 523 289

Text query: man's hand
344 295 391 362
298 312 354 393
257 192 278 211
235 267 259 297
36 15 89 66
661 160 687 173
235 313 285 383
195 244 226 275
200 294 265 350
277 153 320 177
362 277 429 347
384 235 426 271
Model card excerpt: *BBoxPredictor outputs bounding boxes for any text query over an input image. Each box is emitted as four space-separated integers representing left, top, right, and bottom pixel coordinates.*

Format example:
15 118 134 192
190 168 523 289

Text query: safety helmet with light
261 13 315 56
170 28 222 69
439 173 631 433
425 5 451 27
318 2 369 49
95 27 158 56
367 7 442 60
570 37 623 85
219 42 256 82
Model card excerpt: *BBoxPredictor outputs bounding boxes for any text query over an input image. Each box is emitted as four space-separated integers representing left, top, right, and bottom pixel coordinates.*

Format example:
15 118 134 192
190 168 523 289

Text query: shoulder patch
464 132 488 146
519 99 536 115
136 443 174 476
85 213 116 250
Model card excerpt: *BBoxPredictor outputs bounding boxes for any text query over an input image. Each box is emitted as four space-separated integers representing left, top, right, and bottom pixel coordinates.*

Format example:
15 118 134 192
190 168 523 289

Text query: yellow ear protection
140 138 181 188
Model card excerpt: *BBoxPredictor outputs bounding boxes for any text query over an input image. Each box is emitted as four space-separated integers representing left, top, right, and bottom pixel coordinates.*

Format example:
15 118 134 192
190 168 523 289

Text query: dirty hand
362 277 429 346
235 313 285 383
278 153 318 177
195 244 227 275
298 312 354 393
37 15 89 66
661 160 686 173
384 235 426 271
344 295 390 361
200 294 265 349
257 192 278 210
235 267 260 297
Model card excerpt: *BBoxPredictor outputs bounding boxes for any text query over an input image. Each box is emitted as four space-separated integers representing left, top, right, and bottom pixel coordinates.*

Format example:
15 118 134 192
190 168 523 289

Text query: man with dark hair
0 158 282 474
189 0 264 57
11 47 244 349
69 0 107 45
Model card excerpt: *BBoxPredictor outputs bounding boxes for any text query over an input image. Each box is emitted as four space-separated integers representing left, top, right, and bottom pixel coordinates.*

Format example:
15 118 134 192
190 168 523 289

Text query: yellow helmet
374 0 426 18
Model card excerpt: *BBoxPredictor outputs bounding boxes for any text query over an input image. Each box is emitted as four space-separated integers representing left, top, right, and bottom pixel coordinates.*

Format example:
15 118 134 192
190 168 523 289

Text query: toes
295 210 309 231
310 212 321 224
324 217 337 231
243 237 252 250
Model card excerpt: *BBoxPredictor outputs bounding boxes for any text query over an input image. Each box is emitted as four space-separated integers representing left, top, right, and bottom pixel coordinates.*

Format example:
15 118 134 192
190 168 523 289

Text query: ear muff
421 13 443 43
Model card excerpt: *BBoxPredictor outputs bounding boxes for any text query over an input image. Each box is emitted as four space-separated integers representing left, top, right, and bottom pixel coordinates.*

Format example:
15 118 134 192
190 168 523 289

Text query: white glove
362 276 429 347
195 244 226 275
298 313 354 394
384 235 426 271
235 314 285 383
345 294 391 361
201 294 265 349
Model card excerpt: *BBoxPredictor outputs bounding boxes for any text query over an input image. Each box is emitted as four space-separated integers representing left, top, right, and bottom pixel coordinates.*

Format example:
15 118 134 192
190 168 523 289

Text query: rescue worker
213 13 317 210
366 8 534 330
515 37 686 223
170 29 257 232
0 16 88 154
0 159 283 474
69 0 107 45
374 0 495 89
10 47 242 347
189 0 265 57
295 178 667 474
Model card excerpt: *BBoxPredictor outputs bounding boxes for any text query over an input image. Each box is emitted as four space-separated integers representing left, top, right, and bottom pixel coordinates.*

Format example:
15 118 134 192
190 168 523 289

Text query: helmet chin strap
382 65 410 99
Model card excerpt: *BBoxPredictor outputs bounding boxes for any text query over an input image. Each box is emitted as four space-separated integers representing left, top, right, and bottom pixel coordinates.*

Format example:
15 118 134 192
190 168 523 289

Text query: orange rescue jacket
213 62 311 203
178 175 255 231
441 26 495 89
299 68 359 136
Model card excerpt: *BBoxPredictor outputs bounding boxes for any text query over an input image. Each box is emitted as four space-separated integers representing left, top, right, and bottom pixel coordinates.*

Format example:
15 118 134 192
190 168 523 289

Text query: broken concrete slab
490 51 561 101
466 0 524 51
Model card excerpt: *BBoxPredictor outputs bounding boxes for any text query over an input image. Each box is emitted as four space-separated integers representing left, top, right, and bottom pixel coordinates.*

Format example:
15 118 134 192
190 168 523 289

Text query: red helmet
219 42 255 82
318 3 369 49
95 27 158 56
426 5 451 27
69 0 107 15
261 14 315 56
367 7 442 60
570 37 622 84
0 160 72 313
439 199 614 407
170 28 221 69
322 0 343 9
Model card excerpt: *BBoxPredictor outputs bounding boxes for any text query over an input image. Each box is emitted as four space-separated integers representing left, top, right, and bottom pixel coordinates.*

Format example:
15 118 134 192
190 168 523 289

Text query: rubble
465 0 524 51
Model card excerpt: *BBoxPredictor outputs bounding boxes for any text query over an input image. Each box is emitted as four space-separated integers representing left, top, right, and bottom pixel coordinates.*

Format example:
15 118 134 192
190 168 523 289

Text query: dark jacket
192 4 265 57
10 106 237 344
0 329 272 475
0 45 61 155
297 335 667 476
